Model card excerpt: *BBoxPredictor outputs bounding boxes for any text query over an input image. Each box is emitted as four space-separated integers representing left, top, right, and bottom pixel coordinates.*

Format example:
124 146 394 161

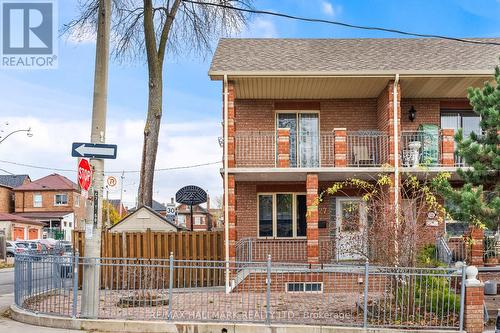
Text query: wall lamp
408 106 417 122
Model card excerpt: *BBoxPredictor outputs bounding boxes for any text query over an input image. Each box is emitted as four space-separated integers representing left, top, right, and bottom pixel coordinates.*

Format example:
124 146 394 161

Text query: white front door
336 198 367 261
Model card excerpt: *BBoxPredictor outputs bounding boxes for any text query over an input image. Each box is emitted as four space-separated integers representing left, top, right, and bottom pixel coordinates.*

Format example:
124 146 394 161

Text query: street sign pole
81 0 111 319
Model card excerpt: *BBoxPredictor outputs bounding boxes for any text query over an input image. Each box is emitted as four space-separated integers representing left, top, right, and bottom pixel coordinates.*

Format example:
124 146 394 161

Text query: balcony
234 130 389 169
400 129 460 168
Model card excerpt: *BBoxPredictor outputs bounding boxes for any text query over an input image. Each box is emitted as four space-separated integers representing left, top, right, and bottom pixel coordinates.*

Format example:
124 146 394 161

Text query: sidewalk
0 293 83 333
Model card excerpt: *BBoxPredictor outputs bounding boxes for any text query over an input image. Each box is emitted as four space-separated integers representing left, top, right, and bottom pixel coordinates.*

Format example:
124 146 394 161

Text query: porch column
227 81 236 168
334 128 347 167
470 227 484 267
277 128 290 167
441 129 455 166
464 266 485 333
306 174 319 264
227 174 237 262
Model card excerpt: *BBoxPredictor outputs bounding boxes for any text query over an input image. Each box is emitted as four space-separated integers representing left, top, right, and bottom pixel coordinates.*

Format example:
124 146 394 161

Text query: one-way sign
72 142 118 159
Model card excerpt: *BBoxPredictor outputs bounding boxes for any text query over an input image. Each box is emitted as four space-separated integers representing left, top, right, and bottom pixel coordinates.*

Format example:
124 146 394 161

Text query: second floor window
75 195 80 207
55 193 68 206
33 194 42 208
277 112 319 167
194 216 203 225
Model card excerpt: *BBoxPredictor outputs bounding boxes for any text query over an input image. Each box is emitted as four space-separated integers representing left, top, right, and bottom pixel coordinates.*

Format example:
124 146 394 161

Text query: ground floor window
258 193 307 238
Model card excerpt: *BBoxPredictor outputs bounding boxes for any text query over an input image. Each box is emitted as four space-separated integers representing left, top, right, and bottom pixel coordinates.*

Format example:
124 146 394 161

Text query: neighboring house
209 208 224 231
129 199 167 216
0 212 45 240
13 173 85 241
176 203 211 231
108 199 128 217
210 38 500 264
109 206 179 233
0 175 30 213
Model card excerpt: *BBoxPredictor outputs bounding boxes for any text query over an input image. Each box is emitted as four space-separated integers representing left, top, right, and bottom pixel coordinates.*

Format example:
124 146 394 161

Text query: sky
0 0 499 209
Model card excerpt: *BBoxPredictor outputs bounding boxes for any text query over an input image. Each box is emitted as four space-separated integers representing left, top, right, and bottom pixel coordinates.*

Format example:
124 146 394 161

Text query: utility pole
106 186 110 227
119 171 124 216
81 0 111 319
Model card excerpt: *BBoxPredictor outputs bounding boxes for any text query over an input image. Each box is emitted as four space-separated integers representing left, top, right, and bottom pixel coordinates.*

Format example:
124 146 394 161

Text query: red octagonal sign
78 159 92 191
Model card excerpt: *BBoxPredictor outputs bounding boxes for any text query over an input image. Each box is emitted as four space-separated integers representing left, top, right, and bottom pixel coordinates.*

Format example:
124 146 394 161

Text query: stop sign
78 159 92 191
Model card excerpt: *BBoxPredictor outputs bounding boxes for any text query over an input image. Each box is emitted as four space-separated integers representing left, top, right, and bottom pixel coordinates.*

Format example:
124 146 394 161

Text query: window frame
74 194 80 207
257 192 307 239
286 282 323 294
440 110 480 132
54 193 68 206
275 110 321 168
33 193 42 208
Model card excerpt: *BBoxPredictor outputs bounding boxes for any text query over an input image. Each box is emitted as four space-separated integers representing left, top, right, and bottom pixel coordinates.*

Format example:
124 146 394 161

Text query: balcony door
277 112 319 167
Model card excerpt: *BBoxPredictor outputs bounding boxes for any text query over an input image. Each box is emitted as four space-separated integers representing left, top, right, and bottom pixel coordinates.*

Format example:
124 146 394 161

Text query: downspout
223 74 230 293
393 74 400 264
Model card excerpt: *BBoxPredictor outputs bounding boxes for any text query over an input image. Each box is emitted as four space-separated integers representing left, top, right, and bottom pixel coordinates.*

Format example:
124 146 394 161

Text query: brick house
176 203 211 231
210 38 500 264
0 175 30 213
14 173 86 241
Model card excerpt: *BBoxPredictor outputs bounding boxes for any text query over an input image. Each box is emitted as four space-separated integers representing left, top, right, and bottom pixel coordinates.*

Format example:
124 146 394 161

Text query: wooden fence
72 229 224 260
72 230 224 289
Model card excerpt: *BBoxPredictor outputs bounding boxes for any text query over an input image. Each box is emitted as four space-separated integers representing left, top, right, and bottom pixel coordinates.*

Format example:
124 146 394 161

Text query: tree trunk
138 74 162 207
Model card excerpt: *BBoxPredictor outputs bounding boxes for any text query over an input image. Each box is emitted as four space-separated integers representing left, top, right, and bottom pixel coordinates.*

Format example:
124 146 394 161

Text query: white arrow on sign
72 142 117 159
75 144 115 157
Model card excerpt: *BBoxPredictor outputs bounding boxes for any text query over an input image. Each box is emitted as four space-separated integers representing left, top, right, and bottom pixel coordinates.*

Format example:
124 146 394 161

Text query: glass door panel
298 114 319 167
276 194 293 237
277 114 297 167
462 115 481 137
296 195 307 237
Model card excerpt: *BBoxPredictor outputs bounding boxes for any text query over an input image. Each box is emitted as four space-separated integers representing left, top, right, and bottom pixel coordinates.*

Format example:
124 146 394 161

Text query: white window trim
74 194 80 207
257 192 307 239
33 193 42 208
54 193 68 206
275 110 321 168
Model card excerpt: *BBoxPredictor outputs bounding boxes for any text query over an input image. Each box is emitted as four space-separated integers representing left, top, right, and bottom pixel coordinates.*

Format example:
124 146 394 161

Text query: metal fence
400 131 442 167
346 132 389 167
235 237 335 264
14 253 465 330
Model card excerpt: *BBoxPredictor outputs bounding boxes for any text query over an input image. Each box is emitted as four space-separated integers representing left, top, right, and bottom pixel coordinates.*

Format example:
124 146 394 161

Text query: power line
0 159 221 174
184 0 500 46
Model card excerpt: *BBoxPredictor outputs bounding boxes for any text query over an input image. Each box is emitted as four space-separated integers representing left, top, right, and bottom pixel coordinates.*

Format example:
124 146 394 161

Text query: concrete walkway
0 293 83 333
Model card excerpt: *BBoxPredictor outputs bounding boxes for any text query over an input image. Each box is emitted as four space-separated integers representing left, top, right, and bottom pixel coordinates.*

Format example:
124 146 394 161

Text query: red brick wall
234 99 379 133
0 187 14 213
234 271 387 293
400 99 440 131
235 100 275 132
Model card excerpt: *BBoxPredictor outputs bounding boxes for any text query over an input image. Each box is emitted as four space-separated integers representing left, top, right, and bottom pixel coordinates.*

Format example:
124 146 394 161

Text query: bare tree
65 0 251 206
316 173 448 267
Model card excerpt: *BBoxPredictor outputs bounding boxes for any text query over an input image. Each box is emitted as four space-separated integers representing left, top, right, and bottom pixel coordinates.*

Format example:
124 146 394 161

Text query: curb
10 305 460 333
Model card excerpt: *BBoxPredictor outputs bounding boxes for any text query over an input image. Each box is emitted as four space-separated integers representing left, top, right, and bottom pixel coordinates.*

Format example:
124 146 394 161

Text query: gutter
208 69 493 80
223 74 230 293
393 74 400 264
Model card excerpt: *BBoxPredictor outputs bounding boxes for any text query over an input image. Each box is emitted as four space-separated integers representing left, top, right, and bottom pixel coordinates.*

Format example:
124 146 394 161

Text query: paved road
0 268 14 295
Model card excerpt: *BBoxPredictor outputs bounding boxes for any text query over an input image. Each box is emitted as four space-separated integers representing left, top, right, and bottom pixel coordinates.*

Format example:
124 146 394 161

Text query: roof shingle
0 174 30 188
15 173 78 191
209 38 500 74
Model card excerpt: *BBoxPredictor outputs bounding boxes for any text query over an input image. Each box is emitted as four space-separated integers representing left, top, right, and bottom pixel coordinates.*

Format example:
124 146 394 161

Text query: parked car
5 241 28 257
